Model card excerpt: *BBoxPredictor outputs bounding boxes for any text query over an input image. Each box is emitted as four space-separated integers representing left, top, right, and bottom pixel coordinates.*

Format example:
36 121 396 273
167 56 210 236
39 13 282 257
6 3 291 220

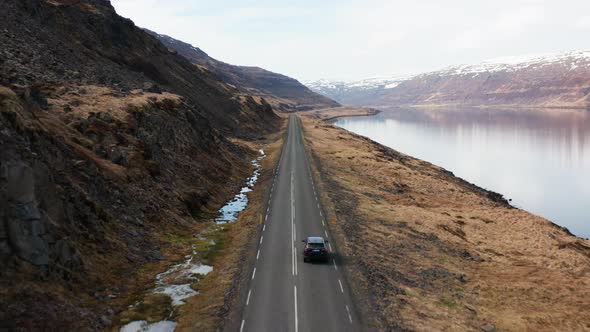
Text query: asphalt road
239 115 359 332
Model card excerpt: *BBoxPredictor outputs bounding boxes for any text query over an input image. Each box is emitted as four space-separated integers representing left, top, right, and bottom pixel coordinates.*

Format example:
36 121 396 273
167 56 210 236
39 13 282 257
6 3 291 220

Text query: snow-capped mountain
426 50 590 79
307 50 590 108
304 76 408 105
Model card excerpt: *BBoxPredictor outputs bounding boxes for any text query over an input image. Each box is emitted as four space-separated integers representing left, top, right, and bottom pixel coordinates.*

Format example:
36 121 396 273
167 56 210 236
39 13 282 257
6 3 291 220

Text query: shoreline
359 103 590 111
302 106 382 121
298 113 590 331
319 107 587 241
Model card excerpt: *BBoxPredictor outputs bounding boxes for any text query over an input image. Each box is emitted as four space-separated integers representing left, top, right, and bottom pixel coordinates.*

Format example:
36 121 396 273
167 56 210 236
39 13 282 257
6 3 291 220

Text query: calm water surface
334 108 590 239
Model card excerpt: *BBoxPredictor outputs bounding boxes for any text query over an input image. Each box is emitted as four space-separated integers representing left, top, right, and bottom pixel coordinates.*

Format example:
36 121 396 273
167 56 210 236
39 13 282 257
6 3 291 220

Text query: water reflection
334 108 590 239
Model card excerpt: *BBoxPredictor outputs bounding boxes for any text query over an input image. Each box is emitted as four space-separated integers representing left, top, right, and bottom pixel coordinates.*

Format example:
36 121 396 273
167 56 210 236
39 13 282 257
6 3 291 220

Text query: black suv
302 236 329 262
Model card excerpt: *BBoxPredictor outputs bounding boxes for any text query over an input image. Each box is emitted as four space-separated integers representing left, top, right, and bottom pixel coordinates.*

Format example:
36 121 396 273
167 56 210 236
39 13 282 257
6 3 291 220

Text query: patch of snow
120 320 177 332
152 248 213 306
189 264 213 275
154 284 197 306
434 49 590 77
216 149 266 223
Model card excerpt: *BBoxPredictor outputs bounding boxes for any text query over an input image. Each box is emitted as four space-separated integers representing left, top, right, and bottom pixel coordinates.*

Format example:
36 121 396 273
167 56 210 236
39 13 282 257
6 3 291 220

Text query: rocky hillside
0 0 279 330
307 51 590 109
147 30 340 112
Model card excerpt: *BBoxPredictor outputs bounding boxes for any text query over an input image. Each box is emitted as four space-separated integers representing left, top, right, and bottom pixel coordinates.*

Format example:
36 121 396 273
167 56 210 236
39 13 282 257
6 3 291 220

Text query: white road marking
346 305 353 323
324 230 328 238
240 320 245 332
260 236 263 245
294 286 299 332
319 211 322 217
252 268 256 280
291 171 298 276
294 234 298 275
246 290 251 305
256 249 260 260
338 279 344 293
328 243 332 251
322 219 325 226
265 213 268 222
292 240 295 275
333 260 338 270
263 224 266 232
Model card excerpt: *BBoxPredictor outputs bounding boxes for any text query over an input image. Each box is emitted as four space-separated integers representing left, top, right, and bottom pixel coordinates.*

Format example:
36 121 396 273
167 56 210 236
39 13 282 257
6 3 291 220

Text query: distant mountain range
306 50 590 109
147 30 339 112
303 77 407 106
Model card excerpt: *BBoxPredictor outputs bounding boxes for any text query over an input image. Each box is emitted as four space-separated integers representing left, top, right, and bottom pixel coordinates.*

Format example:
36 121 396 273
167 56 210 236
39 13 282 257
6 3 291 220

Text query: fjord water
334 108 590 239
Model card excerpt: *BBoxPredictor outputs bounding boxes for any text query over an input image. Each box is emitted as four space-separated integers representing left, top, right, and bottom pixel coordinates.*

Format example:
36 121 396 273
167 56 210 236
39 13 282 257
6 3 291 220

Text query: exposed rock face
146 30 340 112
0 0 279 330
306 51 590 109
1 161 49 266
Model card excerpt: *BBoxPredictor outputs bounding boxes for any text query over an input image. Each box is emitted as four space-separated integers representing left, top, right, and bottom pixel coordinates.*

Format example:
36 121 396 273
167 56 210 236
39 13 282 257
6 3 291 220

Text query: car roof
306 236 324 243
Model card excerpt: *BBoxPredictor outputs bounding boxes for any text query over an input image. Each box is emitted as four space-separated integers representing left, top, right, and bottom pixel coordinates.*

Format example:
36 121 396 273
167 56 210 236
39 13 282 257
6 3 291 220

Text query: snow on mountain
306 50 590 108
304 76 408 105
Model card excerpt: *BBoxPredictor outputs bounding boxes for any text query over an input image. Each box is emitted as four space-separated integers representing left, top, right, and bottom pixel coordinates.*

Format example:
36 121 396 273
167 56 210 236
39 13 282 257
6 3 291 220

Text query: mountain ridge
146 29 340 112
306 50 590 109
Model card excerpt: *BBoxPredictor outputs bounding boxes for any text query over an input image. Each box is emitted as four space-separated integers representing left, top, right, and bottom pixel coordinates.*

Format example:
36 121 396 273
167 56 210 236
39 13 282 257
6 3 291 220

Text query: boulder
1 161 49 265
481 323 497 332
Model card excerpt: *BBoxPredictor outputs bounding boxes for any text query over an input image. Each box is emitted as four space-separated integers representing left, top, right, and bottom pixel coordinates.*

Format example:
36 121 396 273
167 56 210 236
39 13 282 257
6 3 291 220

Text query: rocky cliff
147 30 340 112
0 0 279 330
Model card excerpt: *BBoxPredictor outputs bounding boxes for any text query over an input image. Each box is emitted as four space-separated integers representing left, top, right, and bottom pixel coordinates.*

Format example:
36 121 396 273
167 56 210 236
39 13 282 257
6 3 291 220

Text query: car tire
303 257 309 263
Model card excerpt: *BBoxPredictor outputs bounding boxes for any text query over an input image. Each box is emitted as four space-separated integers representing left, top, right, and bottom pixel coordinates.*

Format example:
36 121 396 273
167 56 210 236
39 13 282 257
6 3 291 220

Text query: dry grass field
300 113 590 331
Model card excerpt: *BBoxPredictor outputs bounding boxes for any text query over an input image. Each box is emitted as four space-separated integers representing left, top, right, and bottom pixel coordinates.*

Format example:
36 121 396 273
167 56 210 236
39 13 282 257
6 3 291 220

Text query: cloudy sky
111 0 590 81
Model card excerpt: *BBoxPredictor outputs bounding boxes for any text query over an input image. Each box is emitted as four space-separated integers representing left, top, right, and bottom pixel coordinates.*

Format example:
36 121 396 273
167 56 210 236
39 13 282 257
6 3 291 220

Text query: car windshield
308 243 324 248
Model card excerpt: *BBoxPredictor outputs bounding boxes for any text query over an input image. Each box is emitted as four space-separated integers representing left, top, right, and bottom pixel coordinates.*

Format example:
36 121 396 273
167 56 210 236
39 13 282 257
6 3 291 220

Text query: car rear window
308 243 324 248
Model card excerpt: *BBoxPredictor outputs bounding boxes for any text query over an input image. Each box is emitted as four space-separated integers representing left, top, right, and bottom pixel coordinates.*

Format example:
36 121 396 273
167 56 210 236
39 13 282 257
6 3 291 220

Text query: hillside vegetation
0 0 280 329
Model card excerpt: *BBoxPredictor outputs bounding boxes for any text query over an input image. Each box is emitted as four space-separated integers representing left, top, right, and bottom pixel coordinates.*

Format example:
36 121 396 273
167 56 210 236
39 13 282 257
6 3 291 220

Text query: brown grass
46 85 180 122
299 114 590 331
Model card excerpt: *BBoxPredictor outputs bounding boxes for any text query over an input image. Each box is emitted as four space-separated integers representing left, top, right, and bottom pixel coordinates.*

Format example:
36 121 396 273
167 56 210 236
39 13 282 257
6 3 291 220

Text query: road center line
294 286 299 332
260 236 263 244
333 260 338 270
240 319 245 332
246 289 251 305
291 172 297 275
263 224 266 232
324 230 328 238
256 249 260 260
252 268 256 280
338 279 344 293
